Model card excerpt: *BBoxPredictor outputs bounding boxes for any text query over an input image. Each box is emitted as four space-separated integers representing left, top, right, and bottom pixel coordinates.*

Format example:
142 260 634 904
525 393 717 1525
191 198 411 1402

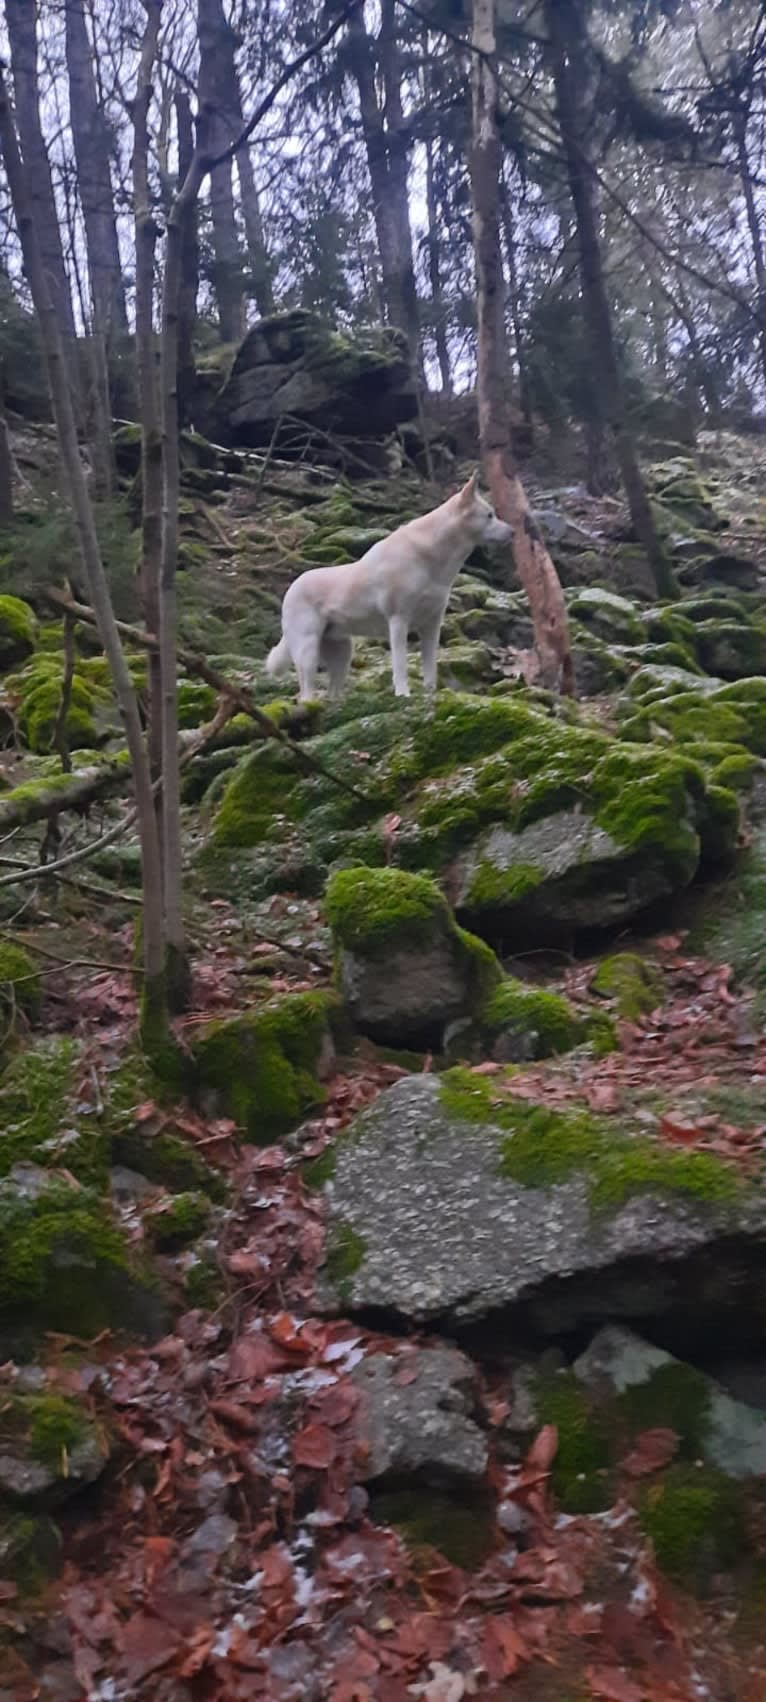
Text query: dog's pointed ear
459 468 480 502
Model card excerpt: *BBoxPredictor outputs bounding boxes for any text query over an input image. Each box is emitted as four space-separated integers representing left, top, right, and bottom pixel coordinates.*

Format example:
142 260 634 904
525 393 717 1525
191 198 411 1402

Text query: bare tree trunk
64 0 127 340
0 65 168 1042
175 92 200 430
0 366 13 525
470 0 573 694
734 111 766 391
545 0 673 596
198 0 245 343
379 0 419 363
5 0 79 400
500 174 533 433
347 7 419 362
425 135 451 394
134 2 164 797
238 145 275 318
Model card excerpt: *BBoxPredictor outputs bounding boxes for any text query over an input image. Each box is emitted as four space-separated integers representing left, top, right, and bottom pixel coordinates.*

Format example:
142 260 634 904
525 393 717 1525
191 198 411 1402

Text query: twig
252 414 284 508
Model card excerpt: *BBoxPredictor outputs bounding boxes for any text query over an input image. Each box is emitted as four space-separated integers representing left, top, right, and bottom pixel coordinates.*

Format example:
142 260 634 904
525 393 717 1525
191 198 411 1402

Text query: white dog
266 471 513 701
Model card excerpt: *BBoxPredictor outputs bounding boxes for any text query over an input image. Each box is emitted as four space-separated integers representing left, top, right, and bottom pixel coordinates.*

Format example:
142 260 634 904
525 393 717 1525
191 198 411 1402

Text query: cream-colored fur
266 472 513 701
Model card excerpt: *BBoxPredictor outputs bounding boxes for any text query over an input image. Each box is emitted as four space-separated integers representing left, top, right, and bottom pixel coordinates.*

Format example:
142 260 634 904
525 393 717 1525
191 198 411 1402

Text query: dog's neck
419 493 483 582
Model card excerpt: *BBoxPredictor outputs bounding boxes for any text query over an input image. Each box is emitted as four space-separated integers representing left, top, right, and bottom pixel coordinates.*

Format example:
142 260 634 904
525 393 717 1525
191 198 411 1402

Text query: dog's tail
266 636 291 678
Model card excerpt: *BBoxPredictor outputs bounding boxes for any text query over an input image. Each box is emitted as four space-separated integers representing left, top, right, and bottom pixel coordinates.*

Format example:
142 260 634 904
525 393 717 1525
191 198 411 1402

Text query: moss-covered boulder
639 1464 743 1589
0 942 42 1029
591 952 664 1020
206 691 736 947
568 588 647 645
215 308 417 445
191 989 337 1142
326 866 500 1047
143 1191 212 1252
9 655 103 753
316 1073 761 1339
0 1391 109 1506
0 1511 61 1595
0 1038 107 1184
446 974 596 1064
0 595 36 671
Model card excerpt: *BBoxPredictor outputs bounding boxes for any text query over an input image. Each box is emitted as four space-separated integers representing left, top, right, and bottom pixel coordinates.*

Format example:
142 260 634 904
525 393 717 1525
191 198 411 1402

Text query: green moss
144 1191 211 1252
0 1512 61 1595
480 977 583 1057
192 990 336 1142
639 1464 743 1587
534 1370 614 1513
711 752 758 794
323 1220 365 1300
326 866 447 955
463 861 544 910
13 659 103 754
0 594 36 670
303 1146 337 1191
103 1057 227 1201
439 1068 741 1213
0 1038 107 1185
183 1255 224 1310
371 1487 495 1570
619 1362 711 1458
177 680 216 728
213 742 299 848
591 952 664 1020
0 1177 157 1338
0 942 42 1025
3 1392 90 1473
569 588 646 644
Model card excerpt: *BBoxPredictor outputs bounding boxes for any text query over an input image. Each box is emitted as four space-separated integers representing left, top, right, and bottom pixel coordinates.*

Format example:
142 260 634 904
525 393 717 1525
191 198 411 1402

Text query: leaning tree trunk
64 0 127 341
470 0 574 693
0 65 167 1041
5 0 80 402
134 1 164 795
545 0 673 597
198 0 245 343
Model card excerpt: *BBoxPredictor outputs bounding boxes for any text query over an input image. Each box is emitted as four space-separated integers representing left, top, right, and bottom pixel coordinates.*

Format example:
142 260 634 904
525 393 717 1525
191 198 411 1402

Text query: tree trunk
470 0 573 694
238 145 275 318
347 7 419 362
734 110 766 391
425 135 451 394
500 175 533 433
545 0 673 596
64 0 127 342
197 0 245 343
0 64 168 1042
0 366 13 524
379 0 420 364
175 91 200 430
5 0 79 399
134 2 164 795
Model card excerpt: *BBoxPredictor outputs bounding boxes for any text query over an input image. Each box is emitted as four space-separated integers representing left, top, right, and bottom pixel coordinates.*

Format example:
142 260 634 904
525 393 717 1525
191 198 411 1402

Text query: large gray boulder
214 309 417 447
318 1074 766 1344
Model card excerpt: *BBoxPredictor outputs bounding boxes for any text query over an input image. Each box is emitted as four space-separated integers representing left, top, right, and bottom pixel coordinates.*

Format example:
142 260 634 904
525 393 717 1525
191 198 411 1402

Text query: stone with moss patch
143 1191 212 1253
639 1463 744 1588
0 1037 108 1185
326 865 500 1047
0 1511 61 1595
447 975 585 1064
0 1391 108 1506
0 595 36 671
191 989 337 1142
317 1073 759 1336
591 952 664 1020
0 1165 168 1347
0 942 42 1029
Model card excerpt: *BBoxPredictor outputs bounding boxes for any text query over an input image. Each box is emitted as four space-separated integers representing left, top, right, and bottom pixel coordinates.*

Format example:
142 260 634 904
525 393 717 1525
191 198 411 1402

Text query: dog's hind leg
320 632 354 701
388 614 410 697
294 633 321 701
419 619 442 693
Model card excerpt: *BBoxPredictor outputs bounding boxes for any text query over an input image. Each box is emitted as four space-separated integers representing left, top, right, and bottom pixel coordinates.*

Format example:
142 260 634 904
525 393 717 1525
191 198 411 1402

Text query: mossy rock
0 1038 108 1185
448 975 587 1064
0 595 36 671
143 1191 212 1252
533 1369 614 1513
0 1168 167 1345
305 526 389 563
191 989 338 1142
17 668 100 754
177 679 217 729
591 952 663 1020
568 588 647 645
639 1463 744 1589
0 1511 61 1595
326 865 501 1048
621 679 766 760
0 1390 108 1507
0 942 42 1028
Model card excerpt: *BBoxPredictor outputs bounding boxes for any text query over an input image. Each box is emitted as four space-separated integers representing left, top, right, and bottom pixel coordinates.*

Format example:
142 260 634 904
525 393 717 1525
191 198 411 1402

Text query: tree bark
133 2 164 795
0 64 168 1041
545 0 673 596
64 0 127 341
500 175 533 434
470 0 573 694
347 6 419 362
734 109 766 391
175 92 200 429
0 366 13 524
5 0 79 399
422 30 451 395
197 0 245 343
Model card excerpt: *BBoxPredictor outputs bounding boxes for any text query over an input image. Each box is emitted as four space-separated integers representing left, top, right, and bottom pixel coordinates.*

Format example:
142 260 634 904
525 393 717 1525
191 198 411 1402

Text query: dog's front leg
388 615 410 697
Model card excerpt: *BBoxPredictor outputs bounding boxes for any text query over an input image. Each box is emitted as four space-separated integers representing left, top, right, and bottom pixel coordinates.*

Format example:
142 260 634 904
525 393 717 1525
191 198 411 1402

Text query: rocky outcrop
213 309 417 448
317 1073 766 1346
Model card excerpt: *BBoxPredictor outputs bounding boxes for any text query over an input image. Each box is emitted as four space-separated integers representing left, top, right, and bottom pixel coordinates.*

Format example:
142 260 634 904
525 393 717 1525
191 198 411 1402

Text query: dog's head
458 470 514 545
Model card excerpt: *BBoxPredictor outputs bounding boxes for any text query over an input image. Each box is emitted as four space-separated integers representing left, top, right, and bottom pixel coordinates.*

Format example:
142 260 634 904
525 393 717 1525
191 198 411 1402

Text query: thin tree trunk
5 0 80 402
735 111 766 391
425 135 451 393
0 366 13 524
175 92 200 429
0 65 168 1041
379 0 419 364
64 0 127 340
237 145 275 317
500 175 533 433
198 0 245 343
347 7 418 361
134 2 164 797
545 0 673 596
470 0 573 694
